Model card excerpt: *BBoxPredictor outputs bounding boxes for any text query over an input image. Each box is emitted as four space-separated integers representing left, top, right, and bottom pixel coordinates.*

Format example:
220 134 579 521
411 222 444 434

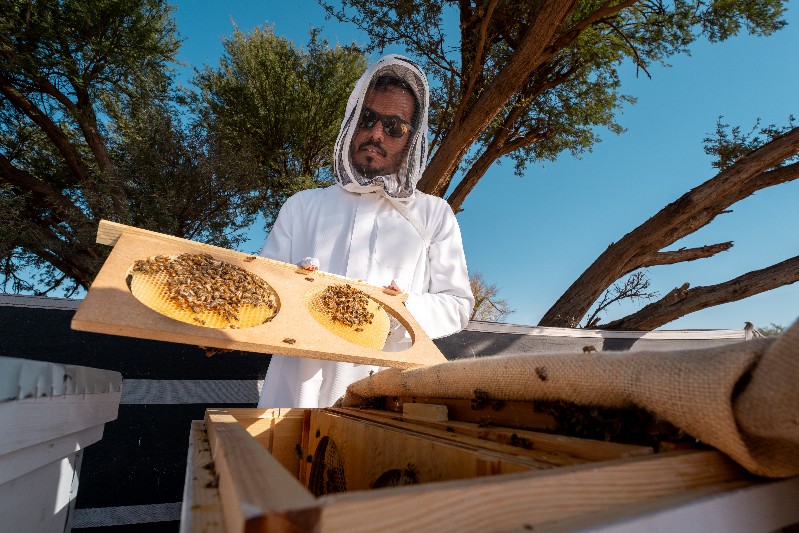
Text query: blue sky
170 0 799 330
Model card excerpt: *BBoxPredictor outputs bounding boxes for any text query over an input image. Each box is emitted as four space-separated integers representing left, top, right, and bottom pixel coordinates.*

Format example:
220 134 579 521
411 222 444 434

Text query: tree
0 2 365 294
542 118 799 329
470 271 514 322
194 26 366 229
321 0 798 329
0 0 180 294
754 323 785 337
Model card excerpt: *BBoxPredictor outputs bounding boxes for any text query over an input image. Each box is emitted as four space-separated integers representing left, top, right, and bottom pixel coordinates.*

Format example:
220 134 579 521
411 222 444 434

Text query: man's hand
298 257 320 271
386 278 405 293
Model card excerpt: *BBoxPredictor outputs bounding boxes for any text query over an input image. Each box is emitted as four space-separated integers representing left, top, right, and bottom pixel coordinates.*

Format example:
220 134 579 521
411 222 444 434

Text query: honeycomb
306 284 390 350
128 254 278 329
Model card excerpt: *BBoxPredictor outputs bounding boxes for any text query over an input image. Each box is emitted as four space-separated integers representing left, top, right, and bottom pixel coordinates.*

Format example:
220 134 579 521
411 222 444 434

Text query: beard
352 140 397 179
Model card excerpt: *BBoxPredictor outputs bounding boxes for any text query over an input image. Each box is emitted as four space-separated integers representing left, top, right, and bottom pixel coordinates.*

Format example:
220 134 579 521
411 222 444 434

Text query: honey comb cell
129 253 278 329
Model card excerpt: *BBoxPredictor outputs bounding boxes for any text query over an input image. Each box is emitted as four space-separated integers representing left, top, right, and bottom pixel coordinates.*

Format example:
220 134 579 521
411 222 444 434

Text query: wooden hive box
181 400 799 532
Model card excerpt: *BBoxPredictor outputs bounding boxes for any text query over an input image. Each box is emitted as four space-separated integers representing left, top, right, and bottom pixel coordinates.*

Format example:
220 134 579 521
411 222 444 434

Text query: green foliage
194 26 366 227
108 94 259 251
0 2 366 293
321 0 787 201
0 0 181 294
703 115 798 171
756 323 785 336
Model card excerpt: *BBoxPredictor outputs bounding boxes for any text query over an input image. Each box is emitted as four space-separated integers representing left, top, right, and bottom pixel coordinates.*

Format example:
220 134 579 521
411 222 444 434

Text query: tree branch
0 73 94 189
453 0 500 128
601 255 799 330
638 242 734 267
418 0 579 197
540 128 799 328
0 153 94 226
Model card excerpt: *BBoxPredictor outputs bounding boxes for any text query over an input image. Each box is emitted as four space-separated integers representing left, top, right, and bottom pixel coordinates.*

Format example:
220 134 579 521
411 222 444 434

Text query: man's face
351 85 415 179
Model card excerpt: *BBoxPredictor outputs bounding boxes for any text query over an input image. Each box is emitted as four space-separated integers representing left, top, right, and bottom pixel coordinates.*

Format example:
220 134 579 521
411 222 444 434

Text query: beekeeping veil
334 55 429 202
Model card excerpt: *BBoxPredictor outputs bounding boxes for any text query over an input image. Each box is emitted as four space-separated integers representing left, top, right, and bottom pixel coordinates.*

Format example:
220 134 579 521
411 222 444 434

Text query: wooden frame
181 405 799 532
72 220 447 369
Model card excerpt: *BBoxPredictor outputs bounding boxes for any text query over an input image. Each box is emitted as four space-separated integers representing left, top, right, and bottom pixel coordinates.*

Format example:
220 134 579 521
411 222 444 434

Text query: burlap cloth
344 319 799 478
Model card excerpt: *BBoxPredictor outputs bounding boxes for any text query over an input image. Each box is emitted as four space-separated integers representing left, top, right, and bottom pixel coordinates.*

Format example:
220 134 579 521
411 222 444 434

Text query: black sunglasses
356 108 414 138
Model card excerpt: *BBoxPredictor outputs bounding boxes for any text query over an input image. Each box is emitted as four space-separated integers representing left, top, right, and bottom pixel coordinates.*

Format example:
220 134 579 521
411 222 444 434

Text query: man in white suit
258 55 474 408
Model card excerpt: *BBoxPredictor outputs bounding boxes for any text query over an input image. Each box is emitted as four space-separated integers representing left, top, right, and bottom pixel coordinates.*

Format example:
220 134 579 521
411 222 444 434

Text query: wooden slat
181 421 225 533
204 411 318 532
351 407 651 462
388 396 556 431
333 408 588 468
0 393 120 456
403 403 448 422
532 478 794 533
306 409 559 492
316 450 749 533
223 408 307 479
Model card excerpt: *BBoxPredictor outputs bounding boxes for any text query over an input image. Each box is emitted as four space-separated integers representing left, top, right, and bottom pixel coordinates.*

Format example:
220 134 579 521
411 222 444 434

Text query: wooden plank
306 409 557 493
75 225 447 369
223 408 307 478
0 424 103 486
533 476 799 533
353 407 651 462
388 396 556 431
204 411 319 532
403 403 448 422
0 393 120 455
334 408 587 468
181 421 225 533
316 450 749 532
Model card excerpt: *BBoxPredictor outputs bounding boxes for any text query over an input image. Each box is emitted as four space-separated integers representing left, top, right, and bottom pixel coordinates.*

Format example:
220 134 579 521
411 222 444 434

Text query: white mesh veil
333 55 429 201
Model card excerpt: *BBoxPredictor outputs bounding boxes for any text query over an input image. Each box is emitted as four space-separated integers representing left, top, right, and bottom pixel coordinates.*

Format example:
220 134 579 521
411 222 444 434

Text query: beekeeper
257 55 474 408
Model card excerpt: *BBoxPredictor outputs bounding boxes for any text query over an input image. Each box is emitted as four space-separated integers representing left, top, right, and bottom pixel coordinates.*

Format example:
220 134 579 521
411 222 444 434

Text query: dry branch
602 255 799 330
539 128 799 328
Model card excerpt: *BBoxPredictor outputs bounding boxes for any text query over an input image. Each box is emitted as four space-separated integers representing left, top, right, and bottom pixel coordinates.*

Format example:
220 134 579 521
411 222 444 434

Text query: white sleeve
259 197 295 263
404 210 474 339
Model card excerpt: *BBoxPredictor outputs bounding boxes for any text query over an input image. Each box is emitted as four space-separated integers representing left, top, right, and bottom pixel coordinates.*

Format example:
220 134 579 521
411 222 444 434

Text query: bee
305 277 315 282
582 345 598 354
535 366 548 381
283 338 297 345
471 388 490 410
243 256 257 262
133 252 277 324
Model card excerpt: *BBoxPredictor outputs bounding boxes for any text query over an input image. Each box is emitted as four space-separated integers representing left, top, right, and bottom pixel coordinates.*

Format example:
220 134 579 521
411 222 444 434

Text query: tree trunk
539 127 799 328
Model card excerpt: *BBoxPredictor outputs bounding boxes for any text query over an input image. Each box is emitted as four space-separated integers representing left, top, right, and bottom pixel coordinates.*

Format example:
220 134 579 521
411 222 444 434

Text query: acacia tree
322 0 799 329
0 0 182 294
195 26 366 229
0 1 365 294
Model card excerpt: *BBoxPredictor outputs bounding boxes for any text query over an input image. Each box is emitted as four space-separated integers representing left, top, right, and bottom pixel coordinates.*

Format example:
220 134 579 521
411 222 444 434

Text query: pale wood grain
357 405 652 461
386 396 557 431
204 411 318 532
181 421 225 533
333 408 586 468
77 223 447 369
316 450 748 533
402 403 448 422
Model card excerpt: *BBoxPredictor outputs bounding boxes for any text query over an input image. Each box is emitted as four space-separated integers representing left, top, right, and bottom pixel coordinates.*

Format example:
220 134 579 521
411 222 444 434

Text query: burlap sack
344 319 799 478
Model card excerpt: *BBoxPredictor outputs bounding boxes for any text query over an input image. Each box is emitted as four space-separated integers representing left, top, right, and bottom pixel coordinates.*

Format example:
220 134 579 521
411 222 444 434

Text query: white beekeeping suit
257 55 474 408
